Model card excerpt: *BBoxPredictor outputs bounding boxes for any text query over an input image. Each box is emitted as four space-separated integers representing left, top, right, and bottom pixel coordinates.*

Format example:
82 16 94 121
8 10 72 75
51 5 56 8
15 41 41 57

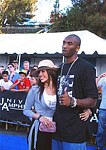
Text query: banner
0 90 101 131
89 99 101 135
0 90 31 125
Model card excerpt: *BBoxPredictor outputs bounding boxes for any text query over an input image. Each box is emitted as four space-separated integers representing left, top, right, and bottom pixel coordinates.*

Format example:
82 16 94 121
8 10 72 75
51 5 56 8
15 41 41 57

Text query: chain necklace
60 57 78 77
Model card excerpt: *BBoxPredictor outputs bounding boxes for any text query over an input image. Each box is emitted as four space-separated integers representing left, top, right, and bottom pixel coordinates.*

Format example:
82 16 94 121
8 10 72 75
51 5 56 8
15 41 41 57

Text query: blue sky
34 0 72 22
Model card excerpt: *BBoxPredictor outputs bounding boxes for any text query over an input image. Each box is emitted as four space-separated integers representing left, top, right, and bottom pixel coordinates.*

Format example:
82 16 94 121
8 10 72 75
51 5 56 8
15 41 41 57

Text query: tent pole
18 54 21 71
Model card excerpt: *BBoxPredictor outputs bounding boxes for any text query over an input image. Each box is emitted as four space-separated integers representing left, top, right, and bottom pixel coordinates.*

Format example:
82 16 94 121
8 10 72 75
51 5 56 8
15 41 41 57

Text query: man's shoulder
0 79 3 83
78 57 91 64
8 80 13 84
78 58 95 69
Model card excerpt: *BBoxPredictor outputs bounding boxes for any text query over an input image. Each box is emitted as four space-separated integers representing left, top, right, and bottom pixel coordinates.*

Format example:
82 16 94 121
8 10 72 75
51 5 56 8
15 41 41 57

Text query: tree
50 0 106 38
0 0 38 26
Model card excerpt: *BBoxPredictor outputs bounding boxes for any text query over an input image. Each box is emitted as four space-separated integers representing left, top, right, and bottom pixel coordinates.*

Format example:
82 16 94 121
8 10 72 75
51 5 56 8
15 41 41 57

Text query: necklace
60 57 78 77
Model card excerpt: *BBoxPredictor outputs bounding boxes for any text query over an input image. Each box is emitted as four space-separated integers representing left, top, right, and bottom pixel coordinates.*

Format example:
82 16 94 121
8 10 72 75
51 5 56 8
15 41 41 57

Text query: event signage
0 90 100 132
0 90 31 124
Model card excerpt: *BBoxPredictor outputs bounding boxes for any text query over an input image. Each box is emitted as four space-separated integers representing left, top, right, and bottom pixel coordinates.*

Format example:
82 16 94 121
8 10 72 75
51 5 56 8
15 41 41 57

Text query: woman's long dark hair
38 69 57 100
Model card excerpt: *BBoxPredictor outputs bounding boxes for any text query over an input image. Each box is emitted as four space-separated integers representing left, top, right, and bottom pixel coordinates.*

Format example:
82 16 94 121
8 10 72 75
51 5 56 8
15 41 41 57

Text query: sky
33 0 72 22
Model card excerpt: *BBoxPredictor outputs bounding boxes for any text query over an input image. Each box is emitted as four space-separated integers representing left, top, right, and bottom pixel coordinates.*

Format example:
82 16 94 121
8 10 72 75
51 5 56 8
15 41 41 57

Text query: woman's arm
79 109 92 121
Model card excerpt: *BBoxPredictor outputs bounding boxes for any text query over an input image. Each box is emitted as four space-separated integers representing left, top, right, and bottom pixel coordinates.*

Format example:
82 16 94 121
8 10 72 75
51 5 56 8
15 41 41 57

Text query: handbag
39 121 56 133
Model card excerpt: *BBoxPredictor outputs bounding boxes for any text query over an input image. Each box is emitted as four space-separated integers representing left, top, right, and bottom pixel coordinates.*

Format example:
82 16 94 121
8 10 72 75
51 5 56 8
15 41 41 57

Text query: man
23 60 30 76
96 73 106 150
0 66 5 79
10 70 31 92
12 60 19 73
0 70 13 91
52 34 98 150
7 63 20 83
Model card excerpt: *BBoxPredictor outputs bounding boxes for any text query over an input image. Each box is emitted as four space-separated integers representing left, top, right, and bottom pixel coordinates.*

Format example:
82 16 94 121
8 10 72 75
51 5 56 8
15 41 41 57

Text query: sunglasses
8 66 13 68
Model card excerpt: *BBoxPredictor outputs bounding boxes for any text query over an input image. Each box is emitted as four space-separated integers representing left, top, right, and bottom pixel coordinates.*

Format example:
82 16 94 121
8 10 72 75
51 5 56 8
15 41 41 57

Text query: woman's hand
79 109 92 121
39 116 54 128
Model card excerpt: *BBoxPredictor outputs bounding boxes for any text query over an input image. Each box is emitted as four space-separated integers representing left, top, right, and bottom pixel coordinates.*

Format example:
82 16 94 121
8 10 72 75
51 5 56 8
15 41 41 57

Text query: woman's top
44 90 56 110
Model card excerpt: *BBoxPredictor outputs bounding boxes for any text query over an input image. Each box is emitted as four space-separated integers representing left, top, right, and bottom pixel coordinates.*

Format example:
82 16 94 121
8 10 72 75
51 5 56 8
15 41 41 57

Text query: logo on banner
0 98 24 111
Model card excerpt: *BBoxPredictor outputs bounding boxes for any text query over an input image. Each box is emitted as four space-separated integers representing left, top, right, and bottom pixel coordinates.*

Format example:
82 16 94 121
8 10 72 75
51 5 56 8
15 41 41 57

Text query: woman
30 70 39 86
23 59 57 150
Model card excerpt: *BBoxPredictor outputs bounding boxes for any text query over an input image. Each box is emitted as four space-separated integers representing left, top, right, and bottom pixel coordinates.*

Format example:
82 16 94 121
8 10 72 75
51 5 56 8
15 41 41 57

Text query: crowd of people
0 60 38 92
0 34 106 150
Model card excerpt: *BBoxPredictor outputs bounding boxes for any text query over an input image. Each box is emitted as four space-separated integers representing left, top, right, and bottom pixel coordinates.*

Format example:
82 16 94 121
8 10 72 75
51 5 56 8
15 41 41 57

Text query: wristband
37 114 42 121
70 97 77 108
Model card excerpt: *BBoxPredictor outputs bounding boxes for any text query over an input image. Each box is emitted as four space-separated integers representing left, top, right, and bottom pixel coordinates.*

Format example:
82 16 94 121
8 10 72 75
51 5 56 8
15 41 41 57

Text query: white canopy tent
0 30 106 55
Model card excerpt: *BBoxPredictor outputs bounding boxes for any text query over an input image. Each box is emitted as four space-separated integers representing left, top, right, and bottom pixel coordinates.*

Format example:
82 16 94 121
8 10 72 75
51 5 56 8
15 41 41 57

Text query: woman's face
30 77 37 86
8 65 14 72
38 70 49 83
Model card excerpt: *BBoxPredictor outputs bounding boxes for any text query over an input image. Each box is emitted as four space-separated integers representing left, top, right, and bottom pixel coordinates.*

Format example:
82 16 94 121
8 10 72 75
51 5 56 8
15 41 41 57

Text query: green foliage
51 0 106 38
86 13 106 37
0 0 38 26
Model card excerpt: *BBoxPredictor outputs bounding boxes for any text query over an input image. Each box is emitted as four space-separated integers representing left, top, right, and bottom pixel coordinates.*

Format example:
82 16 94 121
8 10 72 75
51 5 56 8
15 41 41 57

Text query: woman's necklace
60 57 78 77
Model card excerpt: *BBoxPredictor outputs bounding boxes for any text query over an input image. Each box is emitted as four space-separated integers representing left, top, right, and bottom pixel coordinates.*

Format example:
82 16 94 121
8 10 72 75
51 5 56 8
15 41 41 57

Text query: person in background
0 70 13 91
96 73 106 150
28 65 38 81
23 60 30 76
7 63 20 83
12 60 19 73
23 59 57 150
29 70 39 112
52 34 98 150
10 70 31 92
31 65 38 70
30 70 38 86
0 66 5 79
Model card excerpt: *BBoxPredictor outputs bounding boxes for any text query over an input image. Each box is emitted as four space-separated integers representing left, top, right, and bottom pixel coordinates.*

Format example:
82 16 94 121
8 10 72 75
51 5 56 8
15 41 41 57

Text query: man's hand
10 89 18 92
59 90 71 106
18 78 22 82
0 86 5 91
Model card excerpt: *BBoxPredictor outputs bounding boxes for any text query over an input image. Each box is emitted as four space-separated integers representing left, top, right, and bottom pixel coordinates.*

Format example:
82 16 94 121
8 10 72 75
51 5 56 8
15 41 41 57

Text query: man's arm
76 97 96 108
15 87 30 92
96 72 106 85
10 78 22 90
10 81 19 89
59 90 97 109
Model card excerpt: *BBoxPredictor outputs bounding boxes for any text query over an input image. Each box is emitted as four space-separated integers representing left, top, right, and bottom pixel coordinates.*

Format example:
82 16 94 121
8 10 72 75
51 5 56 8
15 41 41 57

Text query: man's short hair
23 61 29 64
2 70 9 75
66 34 81 46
